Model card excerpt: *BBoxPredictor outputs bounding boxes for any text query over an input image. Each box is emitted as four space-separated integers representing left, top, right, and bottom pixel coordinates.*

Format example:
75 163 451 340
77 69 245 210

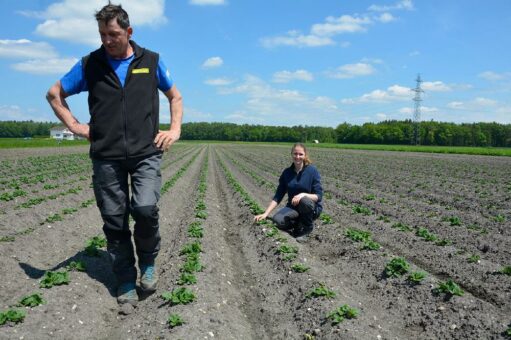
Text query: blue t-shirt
61 53 173 95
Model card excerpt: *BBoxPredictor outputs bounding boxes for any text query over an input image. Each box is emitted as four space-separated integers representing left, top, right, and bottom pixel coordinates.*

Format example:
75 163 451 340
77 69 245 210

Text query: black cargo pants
92 153 162 284
272 196 317 232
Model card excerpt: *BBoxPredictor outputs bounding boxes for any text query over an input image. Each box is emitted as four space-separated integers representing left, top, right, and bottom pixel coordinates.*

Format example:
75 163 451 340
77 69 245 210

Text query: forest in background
0 120 510 147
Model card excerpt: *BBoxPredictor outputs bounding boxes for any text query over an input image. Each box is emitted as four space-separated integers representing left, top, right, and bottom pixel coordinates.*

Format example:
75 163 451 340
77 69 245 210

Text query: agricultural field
0 142 510 339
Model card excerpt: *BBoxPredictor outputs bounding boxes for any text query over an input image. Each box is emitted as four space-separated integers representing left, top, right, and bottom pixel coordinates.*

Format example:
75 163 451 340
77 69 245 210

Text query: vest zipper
122 88 128 159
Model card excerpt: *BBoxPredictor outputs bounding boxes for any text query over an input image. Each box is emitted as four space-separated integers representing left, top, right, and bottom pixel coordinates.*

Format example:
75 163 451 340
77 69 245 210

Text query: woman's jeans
92 153 162 284
272 197 317 233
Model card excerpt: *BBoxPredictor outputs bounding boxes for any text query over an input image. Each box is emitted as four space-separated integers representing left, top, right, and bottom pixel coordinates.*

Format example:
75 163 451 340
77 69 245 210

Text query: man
46 3 183 306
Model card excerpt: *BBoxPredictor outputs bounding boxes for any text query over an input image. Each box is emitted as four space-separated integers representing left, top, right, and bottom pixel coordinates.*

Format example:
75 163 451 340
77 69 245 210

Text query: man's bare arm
154 85 183 150
46 81 90 139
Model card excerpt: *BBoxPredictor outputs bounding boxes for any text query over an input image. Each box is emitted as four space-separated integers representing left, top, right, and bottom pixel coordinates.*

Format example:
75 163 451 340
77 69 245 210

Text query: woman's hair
292 143 312 166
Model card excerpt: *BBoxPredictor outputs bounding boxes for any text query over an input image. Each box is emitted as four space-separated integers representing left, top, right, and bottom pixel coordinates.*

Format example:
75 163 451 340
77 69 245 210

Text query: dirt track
0 143 510 339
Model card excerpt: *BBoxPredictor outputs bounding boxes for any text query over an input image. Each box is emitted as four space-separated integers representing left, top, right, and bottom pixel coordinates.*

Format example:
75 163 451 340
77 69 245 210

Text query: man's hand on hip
154 129 180 151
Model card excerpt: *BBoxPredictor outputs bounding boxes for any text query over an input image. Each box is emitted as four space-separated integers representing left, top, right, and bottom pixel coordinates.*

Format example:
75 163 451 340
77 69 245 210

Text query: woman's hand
291 193 306 206
254 213 268 222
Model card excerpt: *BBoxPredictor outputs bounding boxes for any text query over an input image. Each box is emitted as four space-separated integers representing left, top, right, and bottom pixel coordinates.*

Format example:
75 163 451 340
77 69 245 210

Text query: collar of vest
91 40 145 63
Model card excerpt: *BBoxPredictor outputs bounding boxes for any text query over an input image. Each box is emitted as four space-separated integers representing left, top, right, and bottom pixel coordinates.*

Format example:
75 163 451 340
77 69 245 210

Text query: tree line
1 120 510 147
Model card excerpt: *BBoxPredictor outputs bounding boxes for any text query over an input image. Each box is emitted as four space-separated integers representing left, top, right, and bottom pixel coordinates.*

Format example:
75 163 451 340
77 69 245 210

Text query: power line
412 74 424 144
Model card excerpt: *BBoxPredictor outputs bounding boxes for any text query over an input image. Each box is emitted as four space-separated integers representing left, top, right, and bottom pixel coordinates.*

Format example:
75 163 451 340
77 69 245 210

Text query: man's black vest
83 41 160 160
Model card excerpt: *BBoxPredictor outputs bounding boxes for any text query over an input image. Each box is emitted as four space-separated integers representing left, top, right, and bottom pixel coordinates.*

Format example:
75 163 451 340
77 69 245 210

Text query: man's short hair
95 2 130 29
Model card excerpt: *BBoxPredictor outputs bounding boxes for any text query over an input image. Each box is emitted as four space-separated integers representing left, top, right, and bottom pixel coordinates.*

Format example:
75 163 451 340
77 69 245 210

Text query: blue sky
0 0 510 127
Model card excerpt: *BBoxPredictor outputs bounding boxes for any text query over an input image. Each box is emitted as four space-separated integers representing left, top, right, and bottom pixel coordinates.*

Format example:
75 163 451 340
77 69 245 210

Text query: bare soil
0 143 509 339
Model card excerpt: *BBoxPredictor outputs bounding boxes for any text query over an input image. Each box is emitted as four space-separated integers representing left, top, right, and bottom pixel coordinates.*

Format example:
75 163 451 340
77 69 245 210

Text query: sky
0 0 510 127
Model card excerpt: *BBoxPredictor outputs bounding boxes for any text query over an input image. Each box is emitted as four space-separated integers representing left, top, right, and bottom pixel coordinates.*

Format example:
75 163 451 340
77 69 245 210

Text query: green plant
18 293 45 307
0 236 15 242
40 270 69 288
493 214 506 223
377 215 391 223
283 253 297 261
181 256 203 273
180 242 202 255
363 194 376 201
361 240 380 251
162 288 196 305
416 227 437 242
85 235 107 256
467 254 480 263
0 309 26 325
435 238 452 246
277 244 298 255
435 279 464 297
345 228 371 242
306 283 336 299
326 304 359 325
265 226 279 237
188 222 204 238
391 222 412 232
177 273 197 285
45 213 63 223
385 257 410 278
407 271 426 284
168 313 185 328
352 205 372 215
443 216 462 226
66 261 86 272
291 263 310 273
319 213 333 224
500 266 511 276
195 210 208 219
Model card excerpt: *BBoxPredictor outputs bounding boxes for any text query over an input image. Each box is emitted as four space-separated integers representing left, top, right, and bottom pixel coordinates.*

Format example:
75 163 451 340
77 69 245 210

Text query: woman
254 143 323 242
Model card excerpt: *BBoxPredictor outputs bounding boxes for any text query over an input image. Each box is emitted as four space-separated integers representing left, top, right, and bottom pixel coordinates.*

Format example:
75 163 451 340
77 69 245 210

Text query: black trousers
271 196 316 232
92 153 162 283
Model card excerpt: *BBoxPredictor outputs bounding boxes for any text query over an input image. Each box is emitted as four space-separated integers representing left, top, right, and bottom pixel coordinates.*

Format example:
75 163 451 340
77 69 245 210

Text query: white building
50 125 75 140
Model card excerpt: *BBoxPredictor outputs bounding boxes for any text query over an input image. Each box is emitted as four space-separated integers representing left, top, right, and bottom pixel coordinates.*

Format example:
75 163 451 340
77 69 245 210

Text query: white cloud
376 113 387 120
422 81 452 92
478 71 511 81
473 97 498 106
260 31 335 48
342 84 412 103
447 97 498 110
447 101 464 109
0 39 58 59
34 0 167 46
189 0 226 5
272 69 313 83
202 56 223 69
376 13 396 23
11 58 78 75
204 77 234 86
311 15 372 36
217 75 344 126
409 50 420 56
368 0 414 12
327 62 376 79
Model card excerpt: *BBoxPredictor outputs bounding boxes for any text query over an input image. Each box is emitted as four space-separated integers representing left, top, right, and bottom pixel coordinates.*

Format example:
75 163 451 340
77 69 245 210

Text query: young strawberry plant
435 238 452 246
500 266 511 276
265 226 279 237
162 288 196 305
319 213 333 224
416 227 438 242
467 254 480 263
168 313 185 328
306 283 336 299
180 242 202 255
352 205 372 215
18 293 45 307
177 273 197 285
44 213 63 223
40 270 69 288
361 240 381 251
391 222 412 232
345 228 371 242
407 271 426 284
0 309 26 325
85 235 107 256
435 279 464 297
277 244 298 255
326 304 359 325
188 222 204 238
291 263 310 273
384 257 410 278
66 260 86 272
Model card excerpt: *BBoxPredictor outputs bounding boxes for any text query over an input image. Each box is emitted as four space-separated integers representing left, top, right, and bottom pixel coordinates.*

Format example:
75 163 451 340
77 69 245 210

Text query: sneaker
140 264 158 292
117 282 138 306
294 224 313 243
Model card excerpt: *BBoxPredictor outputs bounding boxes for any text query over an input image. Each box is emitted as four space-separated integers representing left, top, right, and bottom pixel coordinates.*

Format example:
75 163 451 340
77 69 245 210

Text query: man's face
98 18 132 59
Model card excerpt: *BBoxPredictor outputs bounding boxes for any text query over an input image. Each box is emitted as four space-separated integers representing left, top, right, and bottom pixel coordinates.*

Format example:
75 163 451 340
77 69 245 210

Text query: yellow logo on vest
132 68 150 74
